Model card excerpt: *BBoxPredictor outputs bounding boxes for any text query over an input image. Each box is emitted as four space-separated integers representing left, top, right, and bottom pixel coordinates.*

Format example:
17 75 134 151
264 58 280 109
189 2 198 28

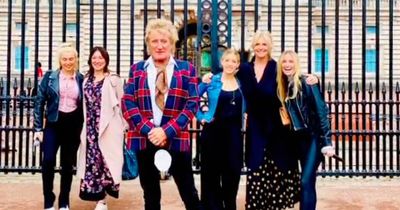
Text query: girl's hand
202 72 213 84
33 131 43 142
201 106 209 112
321 146 335 157
304 73 319 85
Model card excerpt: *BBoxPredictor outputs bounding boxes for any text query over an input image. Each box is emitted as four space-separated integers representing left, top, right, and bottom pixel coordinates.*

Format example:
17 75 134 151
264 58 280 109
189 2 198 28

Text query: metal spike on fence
368 82 373 94
355 82 360 94
382 82 386 94
27 78 32 90
341 82 346 93
13 78 18 90
327 82 332 94
396 82 400 93
0 77 3 92
27 78 33 96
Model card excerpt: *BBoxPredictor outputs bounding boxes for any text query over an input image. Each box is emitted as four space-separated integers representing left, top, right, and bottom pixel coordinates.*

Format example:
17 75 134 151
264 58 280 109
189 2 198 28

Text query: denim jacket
33 69 84 132
196 73 246 127
285 76 332 148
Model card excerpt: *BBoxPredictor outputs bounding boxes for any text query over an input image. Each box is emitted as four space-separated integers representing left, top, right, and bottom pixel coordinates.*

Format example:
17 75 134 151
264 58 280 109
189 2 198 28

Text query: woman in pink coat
77 46 126 210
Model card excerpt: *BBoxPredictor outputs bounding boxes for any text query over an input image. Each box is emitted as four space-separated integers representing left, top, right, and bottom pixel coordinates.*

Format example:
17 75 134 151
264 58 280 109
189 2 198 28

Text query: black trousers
41 110 82 209
296 132 322 210
200 120 243 210
137 143 202 210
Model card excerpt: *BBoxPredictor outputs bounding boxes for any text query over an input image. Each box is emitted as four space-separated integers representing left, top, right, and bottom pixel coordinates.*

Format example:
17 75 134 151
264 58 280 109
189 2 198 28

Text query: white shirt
145 56 176 126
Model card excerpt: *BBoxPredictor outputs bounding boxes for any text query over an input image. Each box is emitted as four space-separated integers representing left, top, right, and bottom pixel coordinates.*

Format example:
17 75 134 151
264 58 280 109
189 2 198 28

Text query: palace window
315 48 329 73
15 45 30 71
366 49 376 73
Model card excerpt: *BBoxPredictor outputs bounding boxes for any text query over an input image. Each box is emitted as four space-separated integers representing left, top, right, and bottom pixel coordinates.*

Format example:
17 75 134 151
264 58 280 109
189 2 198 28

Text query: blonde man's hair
57 42 79 71
145 18 179 55
251 30 273 60
221 48 240 64
277 50 302 107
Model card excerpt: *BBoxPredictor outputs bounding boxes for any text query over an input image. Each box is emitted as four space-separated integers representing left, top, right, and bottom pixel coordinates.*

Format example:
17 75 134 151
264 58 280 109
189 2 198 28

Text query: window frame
365 49 377 73
316 25 330 35
66 23 77 36
366 26 377 36
314 48 330 73
14 45 30 71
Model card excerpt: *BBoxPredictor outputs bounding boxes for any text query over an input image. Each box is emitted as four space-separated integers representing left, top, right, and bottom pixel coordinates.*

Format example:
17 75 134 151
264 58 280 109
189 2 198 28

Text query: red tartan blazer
121 59 199 152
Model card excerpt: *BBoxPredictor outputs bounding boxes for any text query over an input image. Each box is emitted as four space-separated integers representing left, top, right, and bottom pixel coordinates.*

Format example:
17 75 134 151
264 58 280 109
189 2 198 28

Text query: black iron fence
0 0 399 176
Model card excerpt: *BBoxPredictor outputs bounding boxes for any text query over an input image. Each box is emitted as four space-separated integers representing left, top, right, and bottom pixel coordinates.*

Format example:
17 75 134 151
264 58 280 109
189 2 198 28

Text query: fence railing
1 78 399 176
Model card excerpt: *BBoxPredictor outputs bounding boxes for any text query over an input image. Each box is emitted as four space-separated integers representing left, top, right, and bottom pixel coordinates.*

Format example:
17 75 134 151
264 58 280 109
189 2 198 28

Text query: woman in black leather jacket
276 50 335 210
33 43 84 210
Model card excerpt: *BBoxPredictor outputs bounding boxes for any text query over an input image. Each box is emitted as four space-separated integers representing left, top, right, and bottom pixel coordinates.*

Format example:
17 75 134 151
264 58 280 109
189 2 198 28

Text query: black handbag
122 142 139 180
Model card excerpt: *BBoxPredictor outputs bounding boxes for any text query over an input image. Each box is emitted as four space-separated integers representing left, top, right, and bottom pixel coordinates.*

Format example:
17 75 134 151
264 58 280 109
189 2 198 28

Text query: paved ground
0 174 400 210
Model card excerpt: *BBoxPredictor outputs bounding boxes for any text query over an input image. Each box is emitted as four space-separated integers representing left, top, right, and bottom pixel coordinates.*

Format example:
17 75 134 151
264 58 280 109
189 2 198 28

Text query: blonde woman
277 50 335 210
33 43 84 210
196 48 245 210
238 31 302 210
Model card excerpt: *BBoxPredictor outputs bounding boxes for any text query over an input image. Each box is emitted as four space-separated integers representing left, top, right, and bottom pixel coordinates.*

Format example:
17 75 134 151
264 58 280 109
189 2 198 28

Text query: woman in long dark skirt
77 47 126 210
238 31 301 210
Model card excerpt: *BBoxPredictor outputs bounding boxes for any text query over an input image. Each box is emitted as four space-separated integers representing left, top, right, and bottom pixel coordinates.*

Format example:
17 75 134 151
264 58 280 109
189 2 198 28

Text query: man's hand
148 127 167 147
304 73 319 85
202 72 213 84
33 131 43 142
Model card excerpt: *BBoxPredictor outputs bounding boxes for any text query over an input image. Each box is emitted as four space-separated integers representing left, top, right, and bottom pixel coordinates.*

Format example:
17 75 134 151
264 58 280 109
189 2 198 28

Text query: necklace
221 76 237 106
230 90 236 105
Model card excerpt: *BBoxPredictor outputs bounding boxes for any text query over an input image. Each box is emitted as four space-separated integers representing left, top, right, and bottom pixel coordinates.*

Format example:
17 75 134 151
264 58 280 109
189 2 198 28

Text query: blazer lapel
98 76 119 138
141 65 154 118
164 66 179 108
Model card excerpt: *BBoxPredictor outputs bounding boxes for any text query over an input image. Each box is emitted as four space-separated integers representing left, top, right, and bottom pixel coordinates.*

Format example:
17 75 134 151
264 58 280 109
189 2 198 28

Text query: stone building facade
0 0 399 83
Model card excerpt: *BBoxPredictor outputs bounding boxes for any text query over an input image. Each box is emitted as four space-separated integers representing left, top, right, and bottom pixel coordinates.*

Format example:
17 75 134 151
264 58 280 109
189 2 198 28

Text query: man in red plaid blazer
121 19 202 210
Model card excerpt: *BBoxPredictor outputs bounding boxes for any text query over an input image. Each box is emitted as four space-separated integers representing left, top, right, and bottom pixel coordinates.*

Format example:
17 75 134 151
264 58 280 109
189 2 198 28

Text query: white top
144 56 176 126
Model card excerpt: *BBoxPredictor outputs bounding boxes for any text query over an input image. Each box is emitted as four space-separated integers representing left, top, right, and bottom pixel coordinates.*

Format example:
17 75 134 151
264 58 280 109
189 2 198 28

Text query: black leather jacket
285 76 332 148
33 69 84 132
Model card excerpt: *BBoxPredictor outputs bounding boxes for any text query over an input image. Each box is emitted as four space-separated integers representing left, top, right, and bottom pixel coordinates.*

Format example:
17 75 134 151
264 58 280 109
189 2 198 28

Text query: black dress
238 60 300 210
200 88 243 210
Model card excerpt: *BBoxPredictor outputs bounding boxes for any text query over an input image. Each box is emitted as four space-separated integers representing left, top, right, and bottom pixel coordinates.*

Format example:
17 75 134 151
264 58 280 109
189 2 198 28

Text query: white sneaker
45 207 55 210
94 202 108 210
59 206 69 210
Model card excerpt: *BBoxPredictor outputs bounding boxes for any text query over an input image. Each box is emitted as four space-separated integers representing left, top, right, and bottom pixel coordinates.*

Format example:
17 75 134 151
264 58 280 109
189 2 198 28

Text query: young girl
277 50 335 210
197 48 245 210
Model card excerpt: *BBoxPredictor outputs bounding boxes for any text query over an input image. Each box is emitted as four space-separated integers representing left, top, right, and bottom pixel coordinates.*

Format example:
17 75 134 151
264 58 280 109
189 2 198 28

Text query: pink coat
77 74 127 184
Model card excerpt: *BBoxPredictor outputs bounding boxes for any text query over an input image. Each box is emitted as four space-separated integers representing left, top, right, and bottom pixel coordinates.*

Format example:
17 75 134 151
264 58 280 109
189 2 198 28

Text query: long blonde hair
277 50 302 106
